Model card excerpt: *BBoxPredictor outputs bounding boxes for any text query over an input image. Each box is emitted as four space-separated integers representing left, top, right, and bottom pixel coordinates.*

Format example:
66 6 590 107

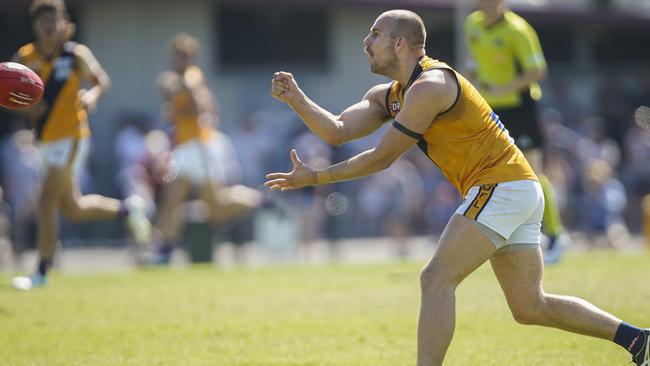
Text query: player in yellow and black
152 33 261 264
266 9 649 366
464 0 566 264
11 0 151 290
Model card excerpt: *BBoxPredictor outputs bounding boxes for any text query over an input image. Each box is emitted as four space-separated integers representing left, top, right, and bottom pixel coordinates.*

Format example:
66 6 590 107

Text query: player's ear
394 36 406 51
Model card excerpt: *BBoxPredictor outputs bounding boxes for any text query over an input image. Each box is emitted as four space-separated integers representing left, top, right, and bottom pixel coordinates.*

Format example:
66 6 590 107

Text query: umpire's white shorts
455 179 544 252
170 137 225 186
38 137 89 177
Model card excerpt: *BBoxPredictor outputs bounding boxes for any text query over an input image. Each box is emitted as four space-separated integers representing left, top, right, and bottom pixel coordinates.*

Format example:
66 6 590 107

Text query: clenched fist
271 71 302 103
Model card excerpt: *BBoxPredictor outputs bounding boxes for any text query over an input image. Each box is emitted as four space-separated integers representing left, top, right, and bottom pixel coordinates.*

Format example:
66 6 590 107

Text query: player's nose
362 34 371 46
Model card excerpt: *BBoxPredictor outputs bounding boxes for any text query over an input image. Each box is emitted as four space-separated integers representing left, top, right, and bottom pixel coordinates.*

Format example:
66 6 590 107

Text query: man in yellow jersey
464 0 566 263
153 33 261 264
266 9 649 366
11 0 151 290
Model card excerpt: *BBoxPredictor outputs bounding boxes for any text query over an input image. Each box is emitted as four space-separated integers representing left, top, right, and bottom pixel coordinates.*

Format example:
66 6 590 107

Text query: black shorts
492 93 543 151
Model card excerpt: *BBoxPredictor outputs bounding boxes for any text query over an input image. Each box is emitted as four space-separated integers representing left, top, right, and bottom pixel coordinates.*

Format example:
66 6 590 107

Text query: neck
484 7 505 26
174 65 189 74
37 39 60 57
391 52 425 86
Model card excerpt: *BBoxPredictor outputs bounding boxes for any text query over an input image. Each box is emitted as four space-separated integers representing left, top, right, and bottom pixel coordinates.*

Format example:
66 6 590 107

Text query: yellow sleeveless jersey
464 10 546 108
386 56 537 195
17 42 90 142
169 65 215 145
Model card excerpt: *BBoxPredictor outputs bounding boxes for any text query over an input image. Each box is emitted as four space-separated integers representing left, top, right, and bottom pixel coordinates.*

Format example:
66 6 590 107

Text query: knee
509 297 546 325
59 200 81 221
419 262 459 294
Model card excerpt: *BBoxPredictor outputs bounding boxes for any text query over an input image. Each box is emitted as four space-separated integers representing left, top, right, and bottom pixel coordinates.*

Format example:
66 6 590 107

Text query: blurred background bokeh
1 0 649 267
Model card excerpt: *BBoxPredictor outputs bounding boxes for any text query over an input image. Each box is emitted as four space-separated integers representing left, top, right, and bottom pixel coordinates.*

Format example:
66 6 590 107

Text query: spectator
579 159 629 248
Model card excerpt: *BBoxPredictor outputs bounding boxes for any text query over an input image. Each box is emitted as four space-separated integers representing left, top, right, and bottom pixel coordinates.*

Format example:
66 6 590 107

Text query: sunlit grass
1 250 648 365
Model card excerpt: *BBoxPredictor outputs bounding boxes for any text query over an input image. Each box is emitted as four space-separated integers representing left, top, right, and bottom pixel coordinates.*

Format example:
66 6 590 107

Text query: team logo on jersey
54 57 73 81
390 101 401 113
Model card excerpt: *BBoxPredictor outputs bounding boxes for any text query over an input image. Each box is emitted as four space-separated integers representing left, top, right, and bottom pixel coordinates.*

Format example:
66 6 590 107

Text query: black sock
37 258 51 277
159 242 174 256
614 322 644 354
547 235 558 250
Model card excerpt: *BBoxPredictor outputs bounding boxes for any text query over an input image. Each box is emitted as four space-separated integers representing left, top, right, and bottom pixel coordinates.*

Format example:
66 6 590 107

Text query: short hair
168 33 201 57
383 10 427 49
29 0 67 21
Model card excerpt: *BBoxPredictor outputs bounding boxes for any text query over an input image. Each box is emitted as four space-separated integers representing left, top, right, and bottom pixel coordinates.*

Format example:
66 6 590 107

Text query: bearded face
368 42 399 76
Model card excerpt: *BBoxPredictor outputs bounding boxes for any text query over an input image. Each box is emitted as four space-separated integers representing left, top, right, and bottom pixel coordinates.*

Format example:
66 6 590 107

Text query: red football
0 62 45 109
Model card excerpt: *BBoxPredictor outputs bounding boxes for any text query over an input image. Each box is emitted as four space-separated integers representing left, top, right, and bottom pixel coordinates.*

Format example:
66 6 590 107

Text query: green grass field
1 250 648 365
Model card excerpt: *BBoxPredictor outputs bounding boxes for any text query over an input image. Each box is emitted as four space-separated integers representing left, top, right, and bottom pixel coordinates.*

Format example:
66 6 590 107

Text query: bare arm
271 71 391 146
265 70 456 190
75 44 111 114
183 66 217 119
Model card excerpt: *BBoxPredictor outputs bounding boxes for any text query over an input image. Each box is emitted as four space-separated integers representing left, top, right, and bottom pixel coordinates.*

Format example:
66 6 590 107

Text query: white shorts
170 137 225 186
454 179 544 250
38 137 89 176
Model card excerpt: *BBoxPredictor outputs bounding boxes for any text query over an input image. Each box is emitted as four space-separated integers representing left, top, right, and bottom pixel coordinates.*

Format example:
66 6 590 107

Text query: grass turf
1 250 648 365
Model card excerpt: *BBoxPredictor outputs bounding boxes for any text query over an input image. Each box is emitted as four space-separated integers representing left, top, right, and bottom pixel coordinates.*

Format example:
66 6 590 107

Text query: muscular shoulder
407 70 457 109
362 81 393 112
364 82 392 101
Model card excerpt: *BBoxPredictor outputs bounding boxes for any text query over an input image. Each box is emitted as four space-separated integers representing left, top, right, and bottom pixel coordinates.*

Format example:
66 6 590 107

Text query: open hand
264 149 316 191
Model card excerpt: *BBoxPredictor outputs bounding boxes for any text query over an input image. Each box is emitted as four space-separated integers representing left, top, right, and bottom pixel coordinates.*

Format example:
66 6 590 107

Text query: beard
369 49 398 77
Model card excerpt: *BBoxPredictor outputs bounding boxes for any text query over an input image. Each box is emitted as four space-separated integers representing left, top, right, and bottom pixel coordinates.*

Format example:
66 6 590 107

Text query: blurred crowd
0 72 649 267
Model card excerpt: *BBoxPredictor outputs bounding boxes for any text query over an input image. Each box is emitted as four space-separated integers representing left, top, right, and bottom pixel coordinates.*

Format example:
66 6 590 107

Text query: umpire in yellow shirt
465 0 565 263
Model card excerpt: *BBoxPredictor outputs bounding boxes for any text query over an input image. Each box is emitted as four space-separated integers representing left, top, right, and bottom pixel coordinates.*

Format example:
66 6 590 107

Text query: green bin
183 221 214 263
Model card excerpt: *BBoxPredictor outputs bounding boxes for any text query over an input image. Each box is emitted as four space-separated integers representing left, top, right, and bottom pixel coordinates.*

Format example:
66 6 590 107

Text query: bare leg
58 173 121 221
37 167 68 262
490 247 620 339
202 184 261 224
417 215 497 366
156 177 191 241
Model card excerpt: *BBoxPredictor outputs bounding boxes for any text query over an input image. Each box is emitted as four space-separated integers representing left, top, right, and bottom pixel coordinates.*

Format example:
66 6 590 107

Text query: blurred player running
152 33 261 264
12 0 151 290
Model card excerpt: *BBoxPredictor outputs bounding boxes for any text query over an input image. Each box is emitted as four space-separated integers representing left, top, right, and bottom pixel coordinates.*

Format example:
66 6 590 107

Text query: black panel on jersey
34 41 77 139
392 120 422 140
